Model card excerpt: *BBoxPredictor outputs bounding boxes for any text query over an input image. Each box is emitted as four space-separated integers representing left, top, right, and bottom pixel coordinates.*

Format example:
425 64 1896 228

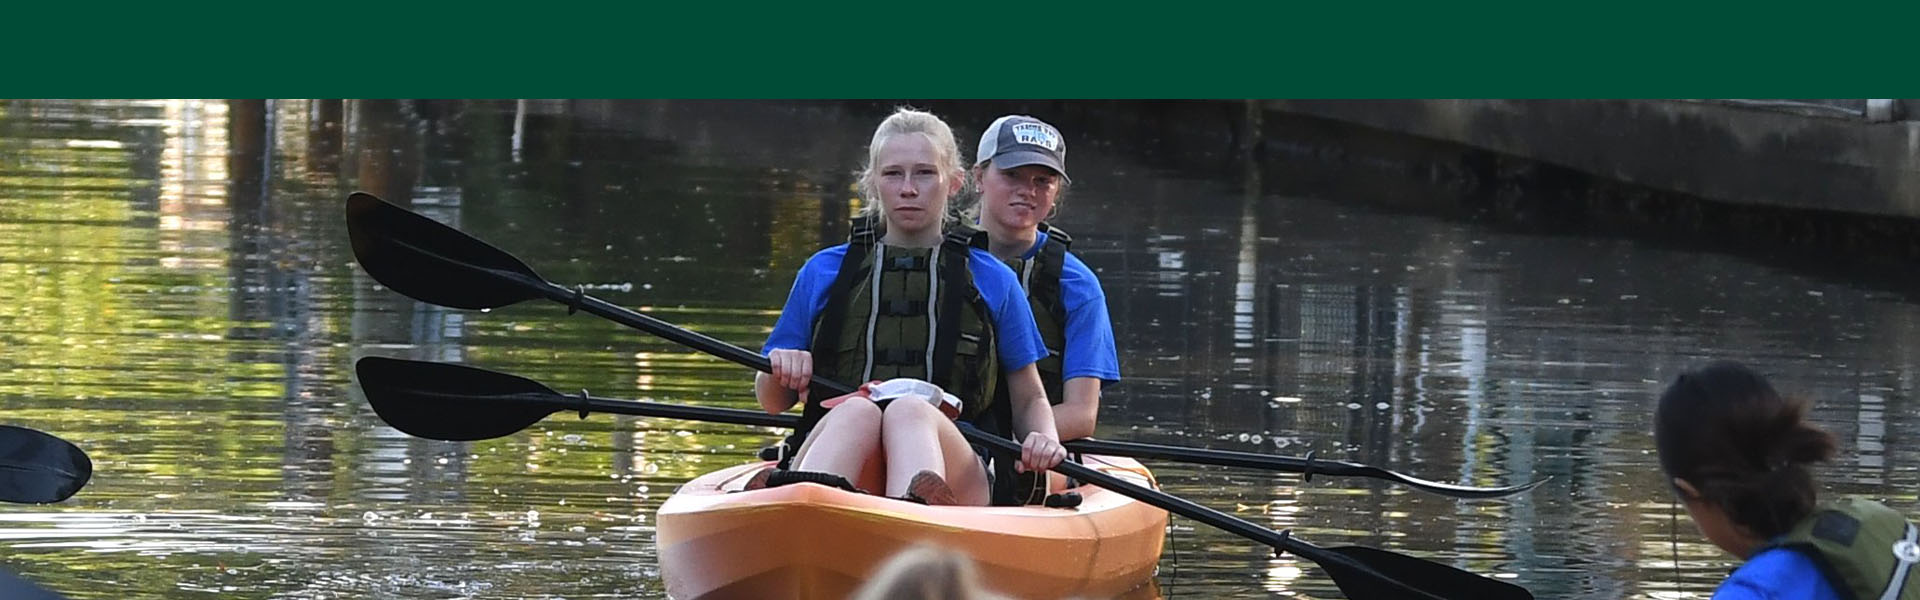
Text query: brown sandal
742 466 777 491
900 470 959 506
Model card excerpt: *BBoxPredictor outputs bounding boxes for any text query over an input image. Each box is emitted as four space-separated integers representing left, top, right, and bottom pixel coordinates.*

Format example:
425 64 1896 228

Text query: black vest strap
1020 222 1073 406
1035 222 1071 347
1039 222 1073 247
928 226 983 387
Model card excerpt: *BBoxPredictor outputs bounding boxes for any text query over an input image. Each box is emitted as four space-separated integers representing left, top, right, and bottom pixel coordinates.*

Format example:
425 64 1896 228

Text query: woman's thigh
931 419 991 506
883 399 991 505
791 397 882 471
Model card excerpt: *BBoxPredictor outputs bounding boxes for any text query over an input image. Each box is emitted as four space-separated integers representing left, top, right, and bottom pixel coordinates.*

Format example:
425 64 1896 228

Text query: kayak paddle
347 191 1540 598
343 191 1547 499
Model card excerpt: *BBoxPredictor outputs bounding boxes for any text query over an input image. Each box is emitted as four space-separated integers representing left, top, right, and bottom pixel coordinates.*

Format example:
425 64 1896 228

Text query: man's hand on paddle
768 349 813 405
1017 432 1067 473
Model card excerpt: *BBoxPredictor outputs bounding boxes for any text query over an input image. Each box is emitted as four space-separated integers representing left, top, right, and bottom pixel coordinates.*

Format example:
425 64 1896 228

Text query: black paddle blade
355 357 564 441
0 425 91 504
345 192 546 310
1315 544 1533 600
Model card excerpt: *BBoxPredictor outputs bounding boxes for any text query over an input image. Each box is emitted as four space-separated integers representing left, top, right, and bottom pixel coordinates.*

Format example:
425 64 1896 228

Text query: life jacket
782 217 1015 493
1764 497 1920 600
999 223 1072 406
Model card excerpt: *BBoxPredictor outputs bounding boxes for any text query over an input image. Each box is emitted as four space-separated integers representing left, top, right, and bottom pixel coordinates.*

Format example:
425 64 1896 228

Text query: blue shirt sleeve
761 245 848 355
1059 251 1121 383
1713 547 1845 600
968 249 1047 371
1711 579 1768 600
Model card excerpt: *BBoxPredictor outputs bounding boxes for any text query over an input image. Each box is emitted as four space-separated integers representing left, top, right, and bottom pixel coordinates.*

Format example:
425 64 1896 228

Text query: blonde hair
856 107 973 230
851 546 1006 600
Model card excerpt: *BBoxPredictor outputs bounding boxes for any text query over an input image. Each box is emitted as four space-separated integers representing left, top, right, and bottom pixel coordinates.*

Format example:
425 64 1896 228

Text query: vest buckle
887 255 926 271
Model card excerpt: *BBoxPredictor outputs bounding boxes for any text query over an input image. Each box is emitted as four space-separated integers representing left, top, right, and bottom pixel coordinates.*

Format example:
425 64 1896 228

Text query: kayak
656 455 1168 599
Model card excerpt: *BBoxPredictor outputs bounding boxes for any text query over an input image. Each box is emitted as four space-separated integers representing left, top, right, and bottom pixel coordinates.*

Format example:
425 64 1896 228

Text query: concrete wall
1265 99 1920 220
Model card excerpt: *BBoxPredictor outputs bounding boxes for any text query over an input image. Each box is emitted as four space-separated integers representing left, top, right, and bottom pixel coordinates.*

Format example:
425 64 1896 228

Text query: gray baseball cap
976 115 1069 182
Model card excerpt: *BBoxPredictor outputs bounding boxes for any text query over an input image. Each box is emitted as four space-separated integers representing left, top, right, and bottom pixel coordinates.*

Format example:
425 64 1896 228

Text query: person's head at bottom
852 545 1008 600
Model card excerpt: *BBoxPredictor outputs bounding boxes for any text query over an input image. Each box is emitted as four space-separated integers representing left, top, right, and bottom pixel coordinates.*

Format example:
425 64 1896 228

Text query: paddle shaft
478 389 1449 599
474 390 1360 494
964 431 1451 599
506 270 857 398
514 271 1405 481
1071 438 1355 477
498 388 1372 482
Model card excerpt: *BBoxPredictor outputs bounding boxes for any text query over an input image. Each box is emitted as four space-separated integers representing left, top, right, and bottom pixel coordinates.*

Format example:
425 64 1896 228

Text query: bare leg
880 398 990 505
791 396 883 484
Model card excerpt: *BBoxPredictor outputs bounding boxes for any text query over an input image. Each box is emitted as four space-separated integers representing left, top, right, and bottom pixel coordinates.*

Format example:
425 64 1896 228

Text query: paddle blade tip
344 191 395 225
0 426 93 504
1320 544 1535 600
342 192 547 311
355 357 561 442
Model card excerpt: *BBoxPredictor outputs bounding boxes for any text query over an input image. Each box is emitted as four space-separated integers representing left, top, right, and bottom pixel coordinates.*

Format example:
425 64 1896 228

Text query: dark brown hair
1654 360 1838 537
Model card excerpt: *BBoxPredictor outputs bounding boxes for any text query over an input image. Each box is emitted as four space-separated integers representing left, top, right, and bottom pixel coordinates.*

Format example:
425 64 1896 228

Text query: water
0 99 1914 599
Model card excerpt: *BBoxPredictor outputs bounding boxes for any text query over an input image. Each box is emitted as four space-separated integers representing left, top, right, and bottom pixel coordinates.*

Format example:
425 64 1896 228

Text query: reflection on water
0 99 1914 599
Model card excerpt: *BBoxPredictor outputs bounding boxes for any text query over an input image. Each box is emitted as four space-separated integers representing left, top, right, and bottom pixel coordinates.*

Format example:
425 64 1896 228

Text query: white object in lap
870 378 963 419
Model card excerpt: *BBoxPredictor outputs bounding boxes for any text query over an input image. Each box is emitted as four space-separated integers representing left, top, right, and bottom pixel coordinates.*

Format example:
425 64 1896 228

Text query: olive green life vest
787 217 1007 448
1000 223 1072 405
1767 497 1919 600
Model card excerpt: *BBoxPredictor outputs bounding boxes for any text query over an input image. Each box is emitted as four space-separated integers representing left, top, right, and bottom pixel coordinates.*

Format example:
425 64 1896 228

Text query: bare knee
793 397 882 465
880 396 944 433
820 396 882 428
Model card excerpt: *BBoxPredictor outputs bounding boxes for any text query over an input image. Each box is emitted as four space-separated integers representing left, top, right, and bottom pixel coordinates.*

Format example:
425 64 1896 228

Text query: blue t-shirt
1019 231 1121 384
762 243 1047 373
1712 547 1843 600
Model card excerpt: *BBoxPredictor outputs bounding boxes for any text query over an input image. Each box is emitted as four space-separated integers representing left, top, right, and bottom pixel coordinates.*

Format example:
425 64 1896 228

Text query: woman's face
976 164 1061 234
871 133 956 237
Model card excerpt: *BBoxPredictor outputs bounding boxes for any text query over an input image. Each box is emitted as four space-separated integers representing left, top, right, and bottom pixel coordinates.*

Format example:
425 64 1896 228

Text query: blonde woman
753 108 1065 506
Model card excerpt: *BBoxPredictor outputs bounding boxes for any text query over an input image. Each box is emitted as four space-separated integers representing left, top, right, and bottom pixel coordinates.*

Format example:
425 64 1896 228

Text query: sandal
900 470 959 506
742 466 777 491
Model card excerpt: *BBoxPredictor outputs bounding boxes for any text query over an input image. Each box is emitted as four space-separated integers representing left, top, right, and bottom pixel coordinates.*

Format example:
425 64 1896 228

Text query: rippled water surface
0 99 1915 599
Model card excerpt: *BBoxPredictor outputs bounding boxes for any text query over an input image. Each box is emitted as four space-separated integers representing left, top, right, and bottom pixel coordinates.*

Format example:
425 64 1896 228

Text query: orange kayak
656 455 1168 599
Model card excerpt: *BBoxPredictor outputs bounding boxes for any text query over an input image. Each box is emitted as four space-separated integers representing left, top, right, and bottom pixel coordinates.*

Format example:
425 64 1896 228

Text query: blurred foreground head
852 545 1009 600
